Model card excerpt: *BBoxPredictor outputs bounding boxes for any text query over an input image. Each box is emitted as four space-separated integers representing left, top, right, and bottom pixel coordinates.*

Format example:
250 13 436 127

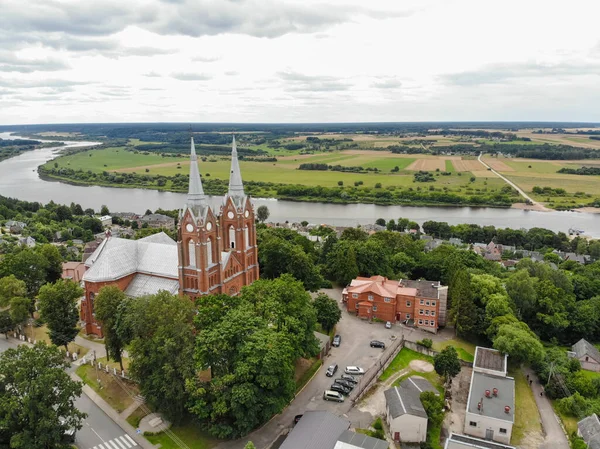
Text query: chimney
485 389 491 398
493 388 498 397
477 402 482 411
504 405 511 414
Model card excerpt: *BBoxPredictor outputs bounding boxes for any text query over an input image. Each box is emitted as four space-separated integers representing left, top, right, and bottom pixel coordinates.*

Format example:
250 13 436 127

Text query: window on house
425 310 430 315
420 299 424 305
188 239 196 267
206 238 213 265
368 295 374 301
355 303 359 309
425 300 430 306
229 225 236 249
431 311 436 316
352 293 358 299
432 301 436 306
499 428 507 434
419 309 423 315
406 301 411 307
418 319 423 325
406 314 411 319
373 305 378 311
586 356 589 362
384 297 391 303
469 421 477 427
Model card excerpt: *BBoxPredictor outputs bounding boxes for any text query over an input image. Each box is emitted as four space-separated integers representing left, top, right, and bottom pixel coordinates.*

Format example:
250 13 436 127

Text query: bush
417 338 433 349
372 417 383 430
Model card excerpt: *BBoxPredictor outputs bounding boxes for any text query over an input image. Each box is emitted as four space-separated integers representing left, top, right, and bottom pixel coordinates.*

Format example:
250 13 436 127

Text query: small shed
314 331 331 360
572 339 600 372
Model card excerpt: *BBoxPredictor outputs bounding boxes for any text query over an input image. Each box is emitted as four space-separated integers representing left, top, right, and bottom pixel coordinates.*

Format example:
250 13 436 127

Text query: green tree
505 270 537 321
9 296 30 331
0 343 86 448
100 204 110 216
36 244 64 283
492 321 545 365
94 286 127 370
256 205 270 223
375 218 386 227
325 240 359 286
313 293 342 333
0 274 27 307
340 227 368 242
0 248 49 298
433 346 461 381
448 270 477 336
38 279 83 351
244 443 257 449
420 391 445 426
122 291 195 423
0 310 12 338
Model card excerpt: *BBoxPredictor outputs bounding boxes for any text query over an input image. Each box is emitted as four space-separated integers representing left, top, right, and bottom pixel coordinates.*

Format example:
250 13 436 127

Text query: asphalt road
217 290 403 449
0 336 133 449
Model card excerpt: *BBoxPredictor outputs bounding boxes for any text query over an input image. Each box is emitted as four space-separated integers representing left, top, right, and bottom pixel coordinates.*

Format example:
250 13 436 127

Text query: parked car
323 390 344 402
370 340 386 349
332 334 341 347
326 363 338 377
385 321 392 329
341 374 358 384
345 366 365 375
330 383 352 395
294 414 303 425
334 378 355 390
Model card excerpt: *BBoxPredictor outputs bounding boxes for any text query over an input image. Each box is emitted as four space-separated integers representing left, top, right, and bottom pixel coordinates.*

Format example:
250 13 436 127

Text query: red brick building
342 276 448 333
80 137 259 336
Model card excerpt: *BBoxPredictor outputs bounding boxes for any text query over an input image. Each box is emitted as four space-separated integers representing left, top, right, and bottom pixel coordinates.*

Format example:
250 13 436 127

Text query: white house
571 339 600 372
99 215 113 227
464 347 515 444
384 376 438 443
18 236 36 248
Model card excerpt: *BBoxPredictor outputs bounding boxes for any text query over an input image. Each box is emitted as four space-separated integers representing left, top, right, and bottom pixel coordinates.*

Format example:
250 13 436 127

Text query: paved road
523 367 569 449
0 337 133 449
217 289 403 449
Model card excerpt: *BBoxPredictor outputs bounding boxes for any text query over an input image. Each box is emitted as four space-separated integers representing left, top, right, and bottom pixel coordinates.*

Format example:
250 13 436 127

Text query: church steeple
227 136 245 204
187 137 208 214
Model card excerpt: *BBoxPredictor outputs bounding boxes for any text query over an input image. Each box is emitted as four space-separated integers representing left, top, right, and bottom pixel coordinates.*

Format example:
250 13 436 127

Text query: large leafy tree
493 321 545 365
0 311 12 338
448 270 477 337
433 346 461 381
122 291 195 423
0 275 26 307
505 269 538 321
313 292 341 333
0 248 49 298
94 286 127 370
0 343 86 448
325 240 359 286
38 279 83 351
256 205 269 223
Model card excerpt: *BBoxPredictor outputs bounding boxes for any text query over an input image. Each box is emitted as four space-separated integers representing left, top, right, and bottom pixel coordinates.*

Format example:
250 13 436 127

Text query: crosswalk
89 434 137 449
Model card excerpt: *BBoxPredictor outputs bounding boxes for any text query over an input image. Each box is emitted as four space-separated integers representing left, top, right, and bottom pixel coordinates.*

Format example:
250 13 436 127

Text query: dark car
294 414 303 425
335 378 354 390
330 383 352 395
332 334 341 347
326 363 338 377
370 340 385 349
341 374 358 384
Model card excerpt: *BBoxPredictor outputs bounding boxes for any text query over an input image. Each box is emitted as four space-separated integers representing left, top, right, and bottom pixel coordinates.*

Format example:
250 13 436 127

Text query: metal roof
334 430 389 449
384 376 438 419
578 414 600 449
573 339 600 363
124 274 179 297
445 433 515 449
280 411 350 449
467 372 514 423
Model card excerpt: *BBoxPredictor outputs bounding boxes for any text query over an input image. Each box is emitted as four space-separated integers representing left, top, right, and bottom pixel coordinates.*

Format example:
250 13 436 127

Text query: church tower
177 136 258 299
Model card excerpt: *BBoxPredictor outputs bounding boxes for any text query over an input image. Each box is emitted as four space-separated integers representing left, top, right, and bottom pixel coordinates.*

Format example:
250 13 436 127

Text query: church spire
227 135 245 201
187 137 208 213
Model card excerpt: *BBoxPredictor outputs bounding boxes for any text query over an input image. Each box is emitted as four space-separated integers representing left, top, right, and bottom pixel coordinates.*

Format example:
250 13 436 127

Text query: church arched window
206 238 213 265
229 226 235 249
244 226 249 249
188 239 196 267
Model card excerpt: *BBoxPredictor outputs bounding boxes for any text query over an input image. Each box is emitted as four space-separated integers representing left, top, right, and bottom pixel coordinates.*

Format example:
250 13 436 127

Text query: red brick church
80 137 259 336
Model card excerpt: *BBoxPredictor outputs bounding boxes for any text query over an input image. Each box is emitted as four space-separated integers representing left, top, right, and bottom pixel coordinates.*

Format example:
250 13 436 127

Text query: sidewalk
523 367 569 449
70 371 156 449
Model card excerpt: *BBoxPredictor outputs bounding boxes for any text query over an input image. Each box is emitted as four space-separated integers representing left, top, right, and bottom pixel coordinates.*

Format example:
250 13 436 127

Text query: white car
385 321 392 329
345 366 365 375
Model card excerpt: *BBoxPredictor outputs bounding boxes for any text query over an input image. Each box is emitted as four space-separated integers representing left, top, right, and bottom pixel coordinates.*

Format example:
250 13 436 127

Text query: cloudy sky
1 0 599 124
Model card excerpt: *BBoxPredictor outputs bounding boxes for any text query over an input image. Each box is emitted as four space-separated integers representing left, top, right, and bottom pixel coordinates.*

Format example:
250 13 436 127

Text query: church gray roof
226 136 246 207
573 339 600 363
124 274 180 297
83 232 178 282
186 137 208 215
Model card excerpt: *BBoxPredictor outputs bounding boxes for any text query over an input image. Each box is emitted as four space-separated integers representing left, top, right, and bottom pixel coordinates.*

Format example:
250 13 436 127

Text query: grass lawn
432 338 475 363
379 348 434 382
552 400 578 435
75 363 139 413
145 423 218 449
510 368 542 446
126 407 147 428
31 324 89 357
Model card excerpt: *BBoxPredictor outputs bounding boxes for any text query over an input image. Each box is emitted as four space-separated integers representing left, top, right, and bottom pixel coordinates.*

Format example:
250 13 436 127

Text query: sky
1 0 599 124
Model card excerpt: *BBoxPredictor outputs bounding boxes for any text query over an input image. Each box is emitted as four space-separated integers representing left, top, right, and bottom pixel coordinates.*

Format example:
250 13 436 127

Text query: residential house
6 220 26 234
281 411 388 449
343 276 448 333
445 433 515 449
314 331 331 360
139 213 176 230
360 224 386 234
18 236 36 247
99 215 112 227
82 240 101 263
578 414 600 449
425 239 444 252
449 238 463 246
464 347 514 444
384 376 439 443
62 261 86 283
112 212 139 221
571 339 600 372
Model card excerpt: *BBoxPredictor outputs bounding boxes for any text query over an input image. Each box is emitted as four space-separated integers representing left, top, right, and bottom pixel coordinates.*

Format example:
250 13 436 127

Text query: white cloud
0 0 599 123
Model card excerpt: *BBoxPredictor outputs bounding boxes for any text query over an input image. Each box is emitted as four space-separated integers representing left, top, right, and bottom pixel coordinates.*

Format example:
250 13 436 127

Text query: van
323 390 344 403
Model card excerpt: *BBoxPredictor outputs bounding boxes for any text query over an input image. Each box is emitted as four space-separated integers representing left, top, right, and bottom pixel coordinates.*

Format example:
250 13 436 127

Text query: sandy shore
573 207 600 214
511 202 553 212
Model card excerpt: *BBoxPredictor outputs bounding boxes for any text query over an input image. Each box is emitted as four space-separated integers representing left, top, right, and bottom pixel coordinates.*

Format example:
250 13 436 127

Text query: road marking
108 441 121 449
118 436 133 448
113 437 127 449
98 445 105 449
124 435 136 445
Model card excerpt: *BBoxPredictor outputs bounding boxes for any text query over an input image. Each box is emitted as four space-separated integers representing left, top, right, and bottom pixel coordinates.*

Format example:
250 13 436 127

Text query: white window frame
425 300 430 306
352 293 358 299
425 310 430 316
406 313 411 319
420 299 424 305
419 309 424 315
384 297 391 303
469 421 477 427
368 295 374 301
372 305 378 312
431 311 436 316
406 301 411 307
418 319 423 325
432 300 436 306
499 428 507 434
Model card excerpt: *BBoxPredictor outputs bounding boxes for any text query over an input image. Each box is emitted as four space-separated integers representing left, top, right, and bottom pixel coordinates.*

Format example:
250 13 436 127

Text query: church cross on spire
187 136 208 213
227 135 245 202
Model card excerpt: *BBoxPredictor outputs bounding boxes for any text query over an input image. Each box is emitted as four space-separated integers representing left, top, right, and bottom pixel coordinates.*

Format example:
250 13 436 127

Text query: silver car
345 366 365 375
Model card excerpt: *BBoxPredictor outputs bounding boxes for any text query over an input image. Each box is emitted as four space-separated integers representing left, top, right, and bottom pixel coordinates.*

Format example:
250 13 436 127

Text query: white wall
464 411 513 445
579 356 600 372
386 407 428 443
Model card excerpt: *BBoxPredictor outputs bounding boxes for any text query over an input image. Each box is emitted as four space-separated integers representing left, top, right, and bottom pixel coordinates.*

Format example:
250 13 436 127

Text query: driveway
217 288 404 449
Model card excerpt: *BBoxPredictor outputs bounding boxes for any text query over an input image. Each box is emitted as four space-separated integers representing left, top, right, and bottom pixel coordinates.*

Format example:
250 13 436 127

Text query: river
1 132 599 237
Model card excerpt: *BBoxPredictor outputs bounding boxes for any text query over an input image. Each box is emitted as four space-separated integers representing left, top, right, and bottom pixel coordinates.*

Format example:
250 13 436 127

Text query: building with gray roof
572 339 600 372
445 433 515 449
334 430 389 449
384 376 438 443
474 347 507 376
578 414 600 449
280 411 350 449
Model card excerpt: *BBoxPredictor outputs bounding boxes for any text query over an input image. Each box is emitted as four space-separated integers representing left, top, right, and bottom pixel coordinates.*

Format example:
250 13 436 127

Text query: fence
350 335 405 404
404 339 473 368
